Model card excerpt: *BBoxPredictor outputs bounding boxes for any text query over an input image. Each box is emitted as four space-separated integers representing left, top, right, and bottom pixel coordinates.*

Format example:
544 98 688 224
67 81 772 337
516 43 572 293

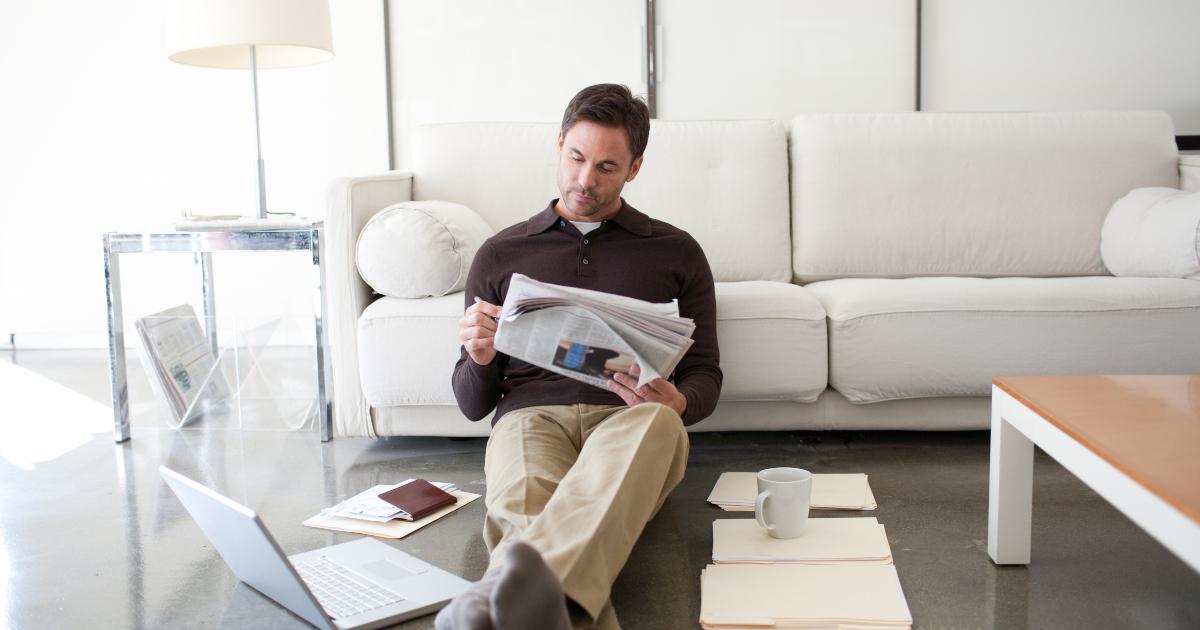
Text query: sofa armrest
1181 154 1200 192
325 171 414 436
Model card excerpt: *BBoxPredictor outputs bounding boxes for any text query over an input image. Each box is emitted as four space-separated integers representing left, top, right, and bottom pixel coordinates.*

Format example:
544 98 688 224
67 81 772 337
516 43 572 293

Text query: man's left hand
608 363 687 418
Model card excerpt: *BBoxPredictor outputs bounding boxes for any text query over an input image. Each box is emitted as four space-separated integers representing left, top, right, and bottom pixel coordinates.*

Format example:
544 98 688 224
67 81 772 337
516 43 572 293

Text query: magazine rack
134 310 318 432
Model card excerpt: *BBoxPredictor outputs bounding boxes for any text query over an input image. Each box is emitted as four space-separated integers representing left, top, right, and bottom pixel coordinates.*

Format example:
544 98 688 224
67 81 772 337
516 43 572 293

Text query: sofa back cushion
412 120 791 282
788 111 1180 282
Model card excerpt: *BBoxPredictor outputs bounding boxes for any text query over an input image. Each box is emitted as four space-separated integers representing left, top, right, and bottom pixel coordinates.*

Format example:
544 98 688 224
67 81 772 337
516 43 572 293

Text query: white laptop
160 466 471 629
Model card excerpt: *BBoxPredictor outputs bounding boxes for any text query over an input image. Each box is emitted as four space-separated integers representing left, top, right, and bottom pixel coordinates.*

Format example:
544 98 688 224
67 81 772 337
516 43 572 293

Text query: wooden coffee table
988 375 1200 573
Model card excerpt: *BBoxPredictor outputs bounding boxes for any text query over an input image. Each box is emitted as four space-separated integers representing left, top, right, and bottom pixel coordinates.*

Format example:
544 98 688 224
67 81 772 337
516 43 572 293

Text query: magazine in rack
134 304 230 426
493 274 696 390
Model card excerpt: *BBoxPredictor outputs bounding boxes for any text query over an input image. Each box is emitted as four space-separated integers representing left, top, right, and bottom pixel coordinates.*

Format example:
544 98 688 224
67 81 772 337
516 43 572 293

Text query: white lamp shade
167 0 334 69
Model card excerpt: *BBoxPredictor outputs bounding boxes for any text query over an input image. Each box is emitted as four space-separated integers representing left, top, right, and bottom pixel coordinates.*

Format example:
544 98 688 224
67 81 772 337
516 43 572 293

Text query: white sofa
325 112 1200 438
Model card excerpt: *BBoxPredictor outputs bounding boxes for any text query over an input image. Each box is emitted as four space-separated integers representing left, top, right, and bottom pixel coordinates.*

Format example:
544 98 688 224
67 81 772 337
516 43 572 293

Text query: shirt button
582 258 589 265
583 239 589 245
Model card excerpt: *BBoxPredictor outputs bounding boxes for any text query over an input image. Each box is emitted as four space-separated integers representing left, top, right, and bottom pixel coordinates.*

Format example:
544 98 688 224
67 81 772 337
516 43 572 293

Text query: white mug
755 467 813 539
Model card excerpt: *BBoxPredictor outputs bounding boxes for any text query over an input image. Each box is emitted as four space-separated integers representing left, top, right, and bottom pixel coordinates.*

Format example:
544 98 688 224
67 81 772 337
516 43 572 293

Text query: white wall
656 0 916 119
923 0 1200 134
0 0 388 348
387 0 646 169
386 0 916 165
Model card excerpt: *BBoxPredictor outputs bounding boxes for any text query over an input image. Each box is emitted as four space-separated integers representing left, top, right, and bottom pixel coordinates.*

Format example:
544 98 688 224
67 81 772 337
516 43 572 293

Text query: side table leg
312 228 333 442
104 245 130 442
198 252 218 357
988 388 1034 565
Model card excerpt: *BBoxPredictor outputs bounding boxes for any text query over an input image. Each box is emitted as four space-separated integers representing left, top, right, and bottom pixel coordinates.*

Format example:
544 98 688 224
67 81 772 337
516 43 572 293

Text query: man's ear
626 156 644 183
556 131 564 153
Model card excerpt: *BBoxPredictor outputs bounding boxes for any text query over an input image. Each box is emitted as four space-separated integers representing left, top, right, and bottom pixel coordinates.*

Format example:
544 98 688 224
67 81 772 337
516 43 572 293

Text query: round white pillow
356 201 494 298
1101 187 1200 279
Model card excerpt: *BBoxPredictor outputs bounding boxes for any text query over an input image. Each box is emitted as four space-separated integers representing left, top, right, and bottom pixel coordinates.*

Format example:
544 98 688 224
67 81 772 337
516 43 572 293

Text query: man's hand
609 363 687 418
460 297 502 366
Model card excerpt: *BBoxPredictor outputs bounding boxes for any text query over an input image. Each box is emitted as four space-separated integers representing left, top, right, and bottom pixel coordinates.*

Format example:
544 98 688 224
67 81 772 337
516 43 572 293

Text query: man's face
555 120 644 220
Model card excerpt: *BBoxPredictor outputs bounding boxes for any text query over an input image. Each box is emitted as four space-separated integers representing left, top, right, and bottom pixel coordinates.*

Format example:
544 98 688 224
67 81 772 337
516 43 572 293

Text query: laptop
159 466 472 629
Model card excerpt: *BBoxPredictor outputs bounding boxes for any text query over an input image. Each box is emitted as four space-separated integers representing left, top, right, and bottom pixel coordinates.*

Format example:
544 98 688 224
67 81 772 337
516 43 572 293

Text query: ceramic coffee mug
755 467 813 539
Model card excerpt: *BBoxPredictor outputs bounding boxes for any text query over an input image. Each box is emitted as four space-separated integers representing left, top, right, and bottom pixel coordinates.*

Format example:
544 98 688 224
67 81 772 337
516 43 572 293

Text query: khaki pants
483 402 690 629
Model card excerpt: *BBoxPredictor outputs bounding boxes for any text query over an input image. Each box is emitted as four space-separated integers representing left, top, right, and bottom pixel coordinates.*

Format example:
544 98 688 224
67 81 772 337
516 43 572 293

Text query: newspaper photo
493 274 696 390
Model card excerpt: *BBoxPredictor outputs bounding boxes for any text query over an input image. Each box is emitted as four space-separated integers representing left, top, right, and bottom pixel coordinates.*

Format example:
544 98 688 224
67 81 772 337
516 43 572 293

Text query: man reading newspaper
438 84 722 630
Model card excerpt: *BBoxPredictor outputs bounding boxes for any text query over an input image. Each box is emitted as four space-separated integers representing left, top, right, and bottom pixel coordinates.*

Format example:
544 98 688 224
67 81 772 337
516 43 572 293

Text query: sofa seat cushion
805 276 1200 404
359 294 463 406
714 281 827 403
358 281 828 409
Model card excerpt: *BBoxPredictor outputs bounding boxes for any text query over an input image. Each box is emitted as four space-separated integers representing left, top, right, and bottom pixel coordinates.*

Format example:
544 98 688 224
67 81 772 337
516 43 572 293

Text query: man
438 84 722 630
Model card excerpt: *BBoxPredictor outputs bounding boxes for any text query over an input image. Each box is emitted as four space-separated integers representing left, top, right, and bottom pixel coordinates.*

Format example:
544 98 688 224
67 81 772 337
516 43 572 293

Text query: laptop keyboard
294 556 405 619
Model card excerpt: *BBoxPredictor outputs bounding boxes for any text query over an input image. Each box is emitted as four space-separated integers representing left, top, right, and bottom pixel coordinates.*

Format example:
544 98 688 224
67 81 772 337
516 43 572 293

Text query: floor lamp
166 0 334 220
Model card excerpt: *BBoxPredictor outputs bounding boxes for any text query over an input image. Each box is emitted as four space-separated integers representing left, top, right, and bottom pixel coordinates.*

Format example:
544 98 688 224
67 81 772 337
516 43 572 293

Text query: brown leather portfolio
378 479 457 521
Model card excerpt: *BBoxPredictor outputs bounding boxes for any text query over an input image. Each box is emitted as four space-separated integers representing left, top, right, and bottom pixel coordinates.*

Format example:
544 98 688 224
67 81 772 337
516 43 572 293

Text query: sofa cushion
356 200 493 298
359 294 463 406
357 281 827 408
713 281 827 403
789 112 1180 282
806 276 1200 403
412 120 792 282
1102 187 1200 280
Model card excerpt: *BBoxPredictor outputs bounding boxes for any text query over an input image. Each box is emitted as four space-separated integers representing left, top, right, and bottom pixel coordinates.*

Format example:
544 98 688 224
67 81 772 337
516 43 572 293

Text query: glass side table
102 226 334 442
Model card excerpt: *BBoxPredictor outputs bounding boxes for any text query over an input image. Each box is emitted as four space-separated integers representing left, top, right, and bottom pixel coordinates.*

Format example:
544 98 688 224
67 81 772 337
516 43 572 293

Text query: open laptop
160 466 471 629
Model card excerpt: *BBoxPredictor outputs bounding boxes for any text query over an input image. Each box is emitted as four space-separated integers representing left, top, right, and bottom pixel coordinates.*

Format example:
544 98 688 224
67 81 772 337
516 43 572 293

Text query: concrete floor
2 349 1199 629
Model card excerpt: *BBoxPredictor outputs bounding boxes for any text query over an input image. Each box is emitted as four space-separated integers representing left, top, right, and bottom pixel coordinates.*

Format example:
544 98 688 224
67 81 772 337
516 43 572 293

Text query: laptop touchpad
361 559 415 581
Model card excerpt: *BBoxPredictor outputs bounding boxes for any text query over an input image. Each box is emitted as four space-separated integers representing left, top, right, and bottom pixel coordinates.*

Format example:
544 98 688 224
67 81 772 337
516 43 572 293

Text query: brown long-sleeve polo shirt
451 199 722 426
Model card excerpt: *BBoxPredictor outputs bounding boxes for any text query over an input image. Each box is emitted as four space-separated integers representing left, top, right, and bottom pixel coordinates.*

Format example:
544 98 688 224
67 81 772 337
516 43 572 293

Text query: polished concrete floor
2 349 1199 629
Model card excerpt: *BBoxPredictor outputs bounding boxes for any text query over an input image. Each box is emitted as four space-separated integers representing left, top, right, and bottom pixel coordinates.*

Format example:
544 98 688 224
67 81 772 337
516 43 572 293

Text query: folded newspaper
493 274 695 389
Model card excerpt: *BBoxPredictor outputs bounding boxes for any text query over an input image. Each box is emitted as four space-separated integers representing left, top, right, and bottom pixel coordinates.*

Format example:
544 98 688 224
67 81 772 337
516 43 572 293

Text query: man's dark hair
560 84 651 161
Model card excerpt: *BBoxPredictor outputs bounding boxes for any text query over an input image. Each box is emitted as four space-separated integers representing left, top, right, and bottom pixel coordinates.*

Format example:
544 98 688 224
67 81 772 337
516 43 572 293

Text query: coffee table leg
988 387 1034 565
311 228 333 442
104 245 130 443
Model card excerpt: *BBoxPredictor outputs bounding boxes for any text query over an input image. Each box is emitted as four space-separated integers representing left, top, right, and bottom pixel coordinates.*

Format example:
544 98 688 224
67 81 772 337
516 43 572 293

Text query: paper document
707 472 878 511
303 491 480 540
494 273 695 390
700 563 912 629
324 480 458 522
712 518 892 564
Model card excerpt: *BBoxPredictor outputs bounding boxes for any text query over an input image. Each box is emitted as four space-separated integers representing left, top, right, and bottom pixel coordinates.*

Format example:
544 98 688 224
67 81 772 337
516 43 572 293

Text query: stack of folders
712 517 892 564
700 564 912 629
707 472 878 511
702 517 911 629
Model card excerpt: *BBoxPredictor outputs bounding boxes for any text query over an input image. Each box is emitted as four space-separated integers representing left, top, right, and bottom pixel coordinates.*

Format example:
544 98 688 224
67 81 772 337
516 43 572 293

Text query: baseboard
8 333 318 352
7 333 109 350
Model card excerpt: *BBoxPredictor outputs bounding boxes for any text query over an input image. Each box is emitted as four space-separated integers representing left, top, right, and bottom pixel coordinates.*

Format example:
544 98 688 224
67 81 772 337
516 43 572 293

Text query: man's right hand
460 297 502 366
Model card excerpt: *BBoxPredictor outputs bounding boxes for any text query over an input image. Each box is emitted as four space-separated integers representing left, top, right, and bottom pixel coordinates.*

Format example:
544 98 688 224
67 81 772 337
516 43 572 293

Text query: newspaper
133 304 229 422
493 274 695 389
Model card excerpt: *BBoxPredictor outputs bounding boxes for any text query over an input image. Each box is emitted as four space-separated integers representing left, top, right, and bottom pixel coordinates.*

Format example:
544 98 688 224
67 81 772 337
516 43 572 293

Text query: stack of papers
303 480 480 540
707 472 877 511
325 480 458 522
712 517 892 565
700 563 912 629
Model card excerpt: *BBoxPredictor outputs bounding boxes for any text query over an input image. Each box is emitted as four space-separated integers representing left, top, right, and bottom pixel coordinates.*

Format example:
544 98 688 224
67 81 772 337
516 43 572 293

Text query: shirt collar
525 198 653 237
